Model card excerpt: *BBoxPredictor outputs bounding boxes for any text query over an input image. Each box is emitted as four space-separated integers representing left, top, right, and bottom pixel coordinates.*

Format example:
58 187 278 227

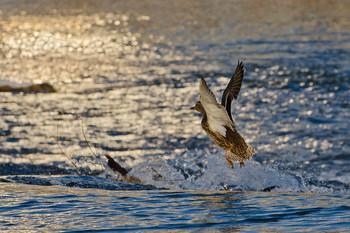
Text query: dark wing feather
221 60 245 121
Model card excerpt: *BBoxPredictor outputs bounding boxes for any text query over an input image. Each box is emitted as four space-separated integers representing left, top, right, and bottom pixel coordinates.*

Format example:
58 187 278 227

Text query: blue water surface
1 182 350 232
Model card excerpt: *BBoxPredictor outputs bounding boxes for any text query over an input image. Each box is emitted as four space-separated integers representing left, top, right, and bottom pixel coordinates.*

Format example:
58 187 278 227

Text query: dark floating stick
261 186 278 192
57 103 142 183
105 154 128 176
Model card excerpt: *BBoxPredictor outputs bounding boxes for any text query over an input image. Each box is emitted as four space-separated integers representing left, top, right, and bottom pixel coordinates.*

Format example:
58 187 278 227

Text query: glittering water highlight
1 0 350 231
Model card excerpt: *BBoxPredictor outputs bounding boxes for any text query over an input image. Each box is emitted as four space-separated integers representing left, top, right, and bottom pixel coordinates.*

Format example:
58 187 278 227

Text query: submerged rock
0 83 56 93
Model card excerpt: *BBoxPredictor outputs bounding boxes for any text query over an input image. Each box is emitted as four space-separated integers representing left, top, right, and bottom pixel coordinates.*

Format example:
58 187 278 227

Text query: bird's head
190 101 205 114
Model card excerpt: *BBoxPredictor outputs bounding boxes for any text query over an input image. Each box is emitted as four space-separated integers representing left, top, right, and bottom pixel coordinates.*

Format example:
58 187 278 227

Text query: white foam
128 150 310 193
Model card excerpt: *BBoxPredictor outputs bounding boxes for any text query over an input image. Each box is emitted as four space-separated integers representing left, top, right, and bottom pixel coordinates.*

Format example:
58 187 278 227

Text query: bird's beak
190 106 195 110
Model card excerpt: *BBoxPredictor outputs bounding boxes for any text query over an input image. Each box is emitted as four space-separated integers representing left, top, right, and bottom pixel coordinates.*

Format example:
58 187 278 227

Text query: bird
191 61 254 169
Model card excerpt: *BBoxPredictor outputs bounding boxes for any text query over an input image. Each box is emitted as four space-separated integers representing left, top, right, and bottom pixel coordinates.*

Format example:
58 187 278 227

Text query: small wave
1 175 156 191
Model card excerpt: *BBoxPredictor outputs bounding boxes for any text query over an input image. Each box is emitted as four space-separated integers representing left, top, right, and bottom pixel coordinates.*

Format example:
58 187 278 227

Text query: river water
0 0 350 232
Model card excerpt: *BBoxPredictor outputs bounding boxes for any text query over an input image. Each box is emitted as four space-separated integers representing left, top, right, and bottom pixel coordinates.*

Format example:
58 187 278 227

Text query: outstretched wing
199 77 233 136
199 77 219 106
221 60 245 121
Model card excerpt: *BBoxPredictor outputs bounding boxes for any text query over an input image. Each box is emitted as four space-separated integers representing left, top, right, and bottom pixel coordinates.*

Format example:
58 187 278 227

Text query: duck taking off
191 61 254 169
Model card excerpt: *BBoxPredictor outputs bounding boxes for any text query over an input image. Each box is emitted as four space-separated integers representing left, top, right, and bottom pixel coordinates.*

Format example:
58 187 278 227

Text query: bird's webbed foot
225 153 234 169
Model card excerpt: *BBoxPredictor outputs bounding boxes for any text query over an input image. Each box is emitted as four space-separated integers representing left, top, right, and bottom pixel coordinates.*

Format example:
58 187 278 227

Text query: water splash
128 150 309 192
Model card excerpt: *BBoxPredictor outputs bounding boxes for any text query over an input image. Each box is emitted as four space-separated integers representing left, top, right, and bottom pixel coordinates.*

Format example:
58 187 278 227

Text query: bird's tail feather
245 144 255 160
227 144 254 162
